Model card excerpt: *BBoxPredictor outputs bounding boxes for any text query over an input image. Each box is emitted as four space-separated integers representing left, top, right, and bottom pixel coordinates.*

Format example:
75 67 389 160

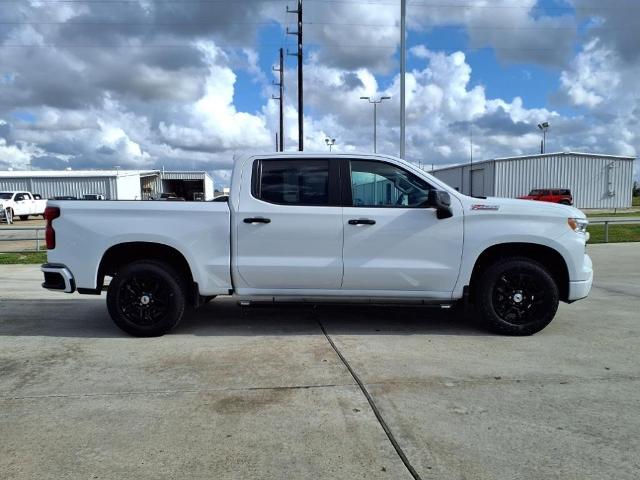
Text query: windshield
0 192 13 200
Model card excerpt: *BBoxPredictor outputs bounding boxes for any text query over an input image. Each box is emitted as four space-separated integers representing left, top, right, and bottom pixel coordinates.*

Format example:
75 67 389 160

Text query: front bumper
41 263 76 293
568 254 593 302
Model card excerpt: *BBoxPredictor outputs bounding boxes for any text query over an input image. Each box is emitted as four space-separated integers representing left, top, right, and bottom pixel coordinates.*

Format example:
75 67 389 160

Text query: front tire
19 215 29 221
107 260 186 337
475 257 559 336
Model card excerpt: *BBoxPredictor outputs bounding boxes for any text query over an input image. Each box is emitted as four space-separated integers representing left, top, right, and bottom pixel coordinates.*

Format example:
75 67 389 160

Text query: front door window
350 160 432 207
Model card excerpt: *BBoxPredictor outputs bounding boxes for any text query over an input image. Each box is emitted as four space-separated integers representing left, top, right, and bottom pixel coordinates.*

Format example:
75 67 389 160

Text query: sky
0 0 639 186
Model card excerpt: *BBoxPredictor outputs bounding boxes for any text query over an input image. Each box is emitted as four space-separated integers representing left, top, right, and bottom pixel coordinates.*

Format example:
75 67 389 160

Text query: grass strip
0 251 47 265
588 224 640 244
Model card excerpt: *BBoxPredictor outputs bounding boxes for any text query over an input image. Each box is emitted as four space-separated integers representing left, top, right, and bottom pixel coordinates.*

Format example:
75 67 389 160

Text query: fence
588 218 640 243
0 227 46 253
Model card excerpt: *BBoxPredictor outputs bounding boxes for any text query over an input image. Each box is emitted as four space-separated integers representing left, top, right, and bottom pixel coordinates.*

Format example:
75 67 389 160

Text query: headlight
568 217 588 233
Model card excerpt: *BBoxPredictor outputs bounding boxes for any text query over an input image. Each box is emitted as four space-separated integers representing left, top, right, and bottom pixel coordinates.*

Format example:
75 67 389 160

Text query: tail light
44 206 60 250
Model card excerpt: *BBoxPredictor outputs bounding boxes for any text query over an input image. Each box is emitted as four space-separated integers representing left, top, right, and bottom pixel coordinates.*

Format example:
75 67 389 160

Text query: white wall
494 155 634 209
115 174 142 200
204 175 214 201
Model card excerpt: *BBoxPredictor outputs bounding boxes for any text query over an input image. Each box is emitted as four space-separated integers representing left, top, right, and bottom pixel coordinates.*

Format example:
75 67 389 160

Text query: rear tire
107 260 186 337
475 257 559 336
560 200 571 205
19 215 28 221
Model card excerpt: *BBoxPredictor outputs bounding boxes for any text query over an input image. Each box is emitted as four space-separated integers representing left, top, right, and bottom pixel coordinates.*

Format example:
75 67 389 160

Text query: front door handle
244 217 271 224
348 218 376 225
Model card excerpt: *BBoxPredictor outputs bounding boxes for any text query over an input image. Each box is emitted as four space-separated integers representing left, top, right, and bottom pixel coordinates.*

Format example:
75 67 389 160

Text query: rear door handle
348 218 376 225
244 217 271 224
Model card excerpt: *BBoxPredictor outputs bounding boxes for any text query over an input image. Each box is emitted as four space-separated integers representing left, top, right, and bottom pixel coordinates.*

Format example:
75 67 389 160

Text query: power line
3 21 640 33
3 43 638 53
0 0 633 8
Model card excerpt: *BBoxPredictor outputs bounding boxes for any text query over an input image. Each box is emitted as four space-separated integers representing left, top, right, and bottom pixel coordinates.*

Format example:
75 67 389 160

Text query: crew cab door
341 159 463 295
234 158 344 291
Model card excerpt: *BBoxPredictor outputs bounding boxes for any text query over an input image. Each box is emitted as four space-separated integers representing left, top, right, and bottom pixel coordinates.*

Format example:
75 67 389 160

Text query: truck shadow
0 298 487 338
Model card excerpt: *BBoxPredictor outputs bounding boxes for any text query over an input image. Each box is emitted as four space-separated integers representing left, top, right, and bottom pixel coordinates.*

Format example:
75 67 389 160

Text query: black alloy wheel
107 260 186 337
476 257 559 335
492 270 547 325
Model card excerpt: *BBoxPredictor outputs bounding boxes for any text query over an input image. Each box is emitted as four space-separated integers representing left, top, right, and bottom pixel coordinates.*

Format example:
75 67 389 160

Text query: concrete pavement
1 243 639 479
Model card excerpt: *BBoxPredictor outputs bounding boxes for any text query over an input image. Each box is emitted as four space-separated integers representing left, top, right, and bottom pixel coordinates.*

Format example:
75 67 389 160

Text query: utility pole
287 0 303 151
400 0 407 158
272 48 284 152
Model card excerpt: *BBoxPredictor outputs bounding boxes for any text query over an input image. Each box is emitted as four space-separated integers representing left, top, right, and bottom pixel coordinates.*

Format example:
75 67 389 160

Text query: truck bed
47 200 232 295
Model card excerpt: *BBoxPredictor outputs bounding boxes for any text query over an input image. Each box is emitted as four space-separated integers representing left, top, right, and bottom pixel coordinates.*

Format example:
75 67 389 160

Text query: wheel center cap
140 295 151 305
512 292 524 303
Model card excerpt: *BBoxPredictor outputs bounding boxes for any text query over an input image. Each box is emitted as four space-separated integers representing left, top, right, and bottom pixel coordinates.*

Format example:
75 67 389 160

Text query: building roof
432 151 636 173
0 169 157 178
0 169 212 179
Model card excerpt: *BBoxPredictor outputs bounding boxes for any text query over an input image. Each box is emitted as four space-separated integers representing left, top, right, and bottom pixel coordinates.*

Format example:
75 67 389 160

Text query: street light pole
537 122 549 154
373 102 377 153
325 137 336 152
360 96 391 153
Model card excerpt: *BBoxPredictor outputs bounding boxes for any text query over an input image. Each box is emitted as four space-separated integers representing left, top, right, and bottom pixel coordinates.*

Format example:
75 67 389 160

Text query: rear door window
254 159 332 206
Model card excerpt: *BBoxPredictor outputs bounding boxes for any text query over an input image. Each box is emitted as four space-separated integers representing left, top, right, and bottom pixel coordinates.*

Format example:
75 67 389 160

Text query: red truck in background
518 189 573 205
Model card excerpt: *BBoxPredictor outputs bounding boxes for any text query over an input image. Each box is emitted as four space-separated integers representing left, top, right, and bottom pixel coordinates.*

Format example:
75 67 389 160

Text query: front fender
454 212 586 299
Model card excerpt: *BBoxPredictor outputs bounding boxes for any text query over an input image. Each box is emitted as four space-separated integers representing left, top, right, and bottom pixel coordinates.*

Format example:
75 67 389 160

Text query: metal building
159 171 215 201
432 152 636 209
0 169 215 201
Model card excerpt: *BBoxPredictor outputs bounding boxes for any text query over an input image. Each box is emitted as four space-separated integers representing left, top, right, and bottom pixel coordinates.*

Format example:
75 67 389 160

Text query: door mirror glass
425 190 453 219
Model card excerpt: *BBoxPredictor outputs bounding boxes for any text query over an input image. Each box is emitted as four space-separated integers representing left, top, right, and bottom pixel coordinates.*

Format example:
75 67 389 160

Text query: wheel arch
468 242 570 302
97 242 197 303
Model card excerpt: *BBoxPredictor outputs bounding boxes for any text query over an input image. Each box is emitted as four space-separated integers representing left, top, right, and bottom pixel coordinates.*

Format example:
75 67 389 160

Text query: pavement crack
0 382 357 401
316 317 424 480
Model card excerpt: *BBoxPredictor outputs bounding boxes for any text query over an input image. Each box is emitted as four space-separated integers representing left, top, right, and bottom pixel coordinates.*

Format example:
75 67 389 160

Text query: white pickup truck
0 191 47 224
41 153 593 337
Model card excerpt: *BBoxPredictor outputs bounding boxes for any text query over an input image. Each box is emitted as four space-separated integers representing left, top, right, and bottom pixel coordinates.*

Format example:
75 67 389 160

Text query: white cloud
560 40 619 108
158 42 271 152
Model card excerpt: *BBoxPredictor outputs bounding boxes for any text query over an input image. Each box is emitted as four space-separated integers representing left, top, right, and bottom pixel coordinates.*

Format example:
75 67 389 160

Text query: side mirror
426 190 453 219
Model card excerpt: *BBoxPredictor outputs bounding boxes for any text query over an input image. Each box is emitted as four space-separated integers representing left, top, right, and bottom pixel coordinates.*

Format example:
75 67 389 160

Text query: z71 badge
471 204 500 211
